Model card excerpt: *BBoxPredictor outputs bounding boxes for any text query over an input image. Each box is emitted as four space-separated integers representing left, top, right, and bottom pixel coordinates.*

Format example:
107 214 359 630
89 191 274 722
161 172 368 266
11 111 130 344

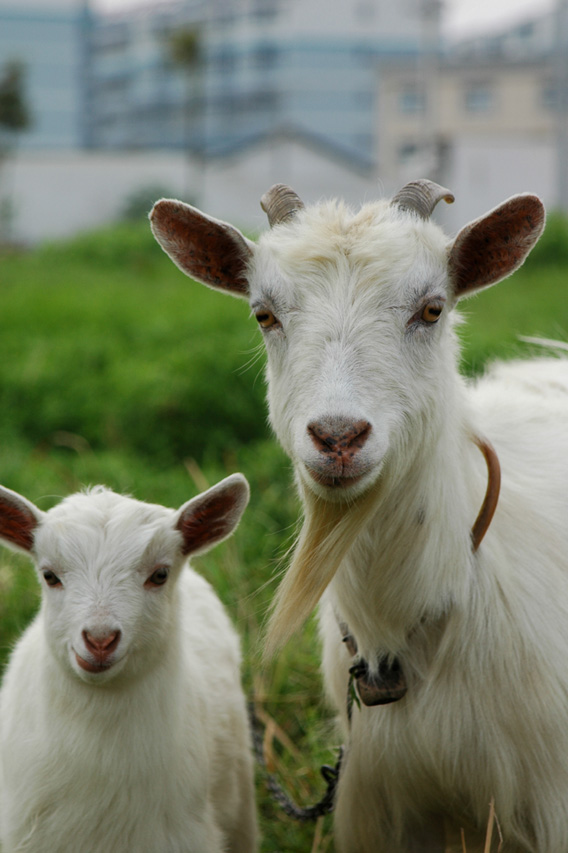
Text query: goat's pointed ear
448 194 545 298
149 199 253 298
175 474 250 557
0 486 43 554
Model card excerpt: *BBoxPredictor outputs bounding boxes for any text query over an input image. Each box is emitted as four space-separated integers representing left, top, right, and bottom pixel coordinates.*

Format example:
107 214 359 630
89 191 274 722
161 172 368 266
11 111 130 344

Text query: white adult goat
150 181 568 852
0 477 258 853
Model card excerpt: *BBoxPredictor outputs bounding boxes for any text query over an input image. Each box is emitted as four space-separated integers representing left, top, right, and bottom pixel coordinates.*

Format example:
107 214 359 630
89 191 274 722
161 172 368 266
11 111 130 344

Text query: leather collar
341 435 501 707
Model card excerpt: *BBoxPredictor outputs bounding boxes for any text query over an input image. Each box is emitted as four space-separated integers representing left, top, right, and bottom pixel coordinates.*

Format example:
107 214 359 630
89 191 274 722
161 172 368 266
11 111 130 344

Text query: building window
516 22 535 39
215 48 236 74
254 44 278 70
541 78 559 112
398 86 425 114
356 1 376 23
464 81 494 113
252 0 279 20
398 141 419 164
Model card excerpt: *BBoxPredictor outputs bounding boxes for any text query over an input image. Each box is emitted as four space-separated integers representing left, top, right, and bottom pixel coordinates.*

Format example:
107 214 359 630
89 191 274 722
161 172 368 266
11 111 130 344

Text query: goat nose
83 630 121 656
307 419 372 456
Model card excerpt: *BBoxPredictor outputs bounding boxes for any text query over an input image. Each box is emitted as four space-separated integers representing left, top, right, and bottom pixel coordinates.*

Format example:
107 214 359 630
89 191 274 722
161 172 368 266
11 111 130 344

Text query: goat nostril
308 420 372 454
353 421 372 447
83 630 121 655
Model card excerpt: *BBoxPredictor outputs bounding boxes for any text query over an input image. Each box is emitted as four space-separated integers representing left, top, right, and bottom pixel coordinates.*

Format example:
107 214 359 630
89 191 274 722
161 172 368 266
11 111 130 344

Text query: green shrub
525 210 568 268
1 217 568 851
120 184 179 222
0 223 269 465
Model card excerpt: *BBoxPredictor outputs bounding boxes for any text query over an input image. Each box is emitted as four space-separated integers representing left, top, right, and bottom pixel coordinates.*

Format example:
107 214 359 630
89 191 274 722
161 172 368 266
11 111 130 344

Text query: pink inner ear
0 499 37 551
176 494 233 555
449 195 545 296
151 201 251 294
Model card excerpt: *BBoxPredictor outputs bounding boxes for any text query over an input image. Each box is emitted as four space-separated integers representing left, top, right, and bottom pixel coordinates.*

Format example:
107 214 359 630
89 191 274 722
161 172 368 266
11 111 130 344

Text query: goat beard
264 478 382 659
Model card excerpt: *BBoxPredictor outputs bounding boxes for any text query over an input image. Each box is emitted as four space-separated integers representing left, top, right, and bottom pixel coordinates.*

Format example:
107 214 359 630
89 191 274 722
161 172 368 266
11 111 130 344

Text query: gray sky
91 0 552 38
4 0 554 40
444 0 553 37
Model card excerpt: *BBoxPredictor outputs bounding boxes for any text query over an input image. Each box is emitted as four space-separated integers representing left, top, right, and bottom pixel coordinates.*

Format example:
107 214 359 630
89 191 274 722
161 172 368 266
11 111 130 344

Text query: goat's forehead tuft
252 198 449 301
44 488 173 525
34 488 176 567
255 198 448 269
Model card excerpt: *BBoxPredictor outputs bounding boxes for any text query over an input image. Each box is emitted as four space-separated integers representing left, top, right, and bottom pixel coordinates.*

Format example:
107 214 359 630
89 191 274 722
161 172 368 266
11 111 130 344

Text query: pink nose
307 419 372 459
83 630 121 660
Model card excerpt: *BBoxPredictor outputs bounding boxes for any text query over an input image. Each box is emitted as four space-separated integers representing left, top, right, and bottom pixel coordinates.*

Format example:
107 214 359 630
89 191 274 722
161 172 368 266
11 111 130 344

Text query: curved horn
260 184 305 227
391 179 455 220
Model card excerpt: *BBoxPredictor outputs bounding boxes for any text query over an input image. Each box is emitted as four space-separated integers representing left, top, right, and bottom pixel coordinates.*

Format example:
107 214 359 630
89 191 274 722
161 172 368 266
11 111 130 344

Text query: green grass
0 218 567 851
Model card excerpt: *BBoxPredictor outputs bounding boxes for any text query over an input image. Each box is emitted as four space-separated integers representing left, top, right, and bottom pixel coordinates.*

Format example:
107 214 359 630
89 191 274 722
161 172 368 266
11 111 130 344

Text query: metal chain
248 703 343 822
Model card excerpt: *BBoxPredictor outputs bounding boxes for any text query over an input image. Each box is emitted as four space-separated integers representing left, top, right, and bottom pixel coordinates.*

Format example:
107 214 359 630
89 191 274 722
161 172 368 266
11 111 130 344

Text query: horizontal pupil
425 305 442 319
152 570 168 582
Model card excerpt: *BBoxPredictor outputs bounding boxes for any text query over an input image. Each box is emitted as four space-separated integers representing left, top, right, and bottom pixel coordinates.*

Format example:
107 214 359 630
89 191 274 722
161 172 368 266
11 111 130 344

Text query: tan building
379 57 557 183
377 52 561 225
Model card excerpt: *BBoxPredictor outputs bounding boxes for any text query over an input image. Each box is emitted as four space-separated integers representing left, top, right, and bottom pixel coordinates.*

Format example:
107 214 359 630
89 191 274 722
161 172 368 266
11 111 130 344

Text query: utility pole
420 0 444 182
555 0 568 212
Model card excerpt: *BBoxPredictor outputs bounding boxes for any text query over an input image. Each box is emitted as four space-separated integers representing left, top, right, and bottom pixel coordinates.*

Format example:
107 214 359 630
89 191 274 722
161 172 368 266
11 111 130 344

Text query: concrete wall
0 140 376 243
441 135 556 231
0 134 557 245
1 150 189 243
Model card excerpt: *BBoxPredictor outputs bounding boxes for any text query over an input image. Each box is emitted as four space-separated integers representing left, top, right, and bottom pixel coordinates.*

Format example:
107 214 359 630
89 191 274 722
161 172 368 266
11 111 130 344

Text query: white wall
0 140 376 243
1 150 189 243
380 135 557 234
440 135 556 233
202 138 377 233
1 134 556 245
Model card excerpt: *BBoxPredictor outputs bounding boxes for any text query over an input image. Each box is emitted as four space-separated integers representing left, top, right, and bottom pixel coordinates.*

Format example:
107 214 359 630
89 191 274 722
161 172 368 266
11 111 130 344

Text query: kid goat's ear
149 199 254 298
0 486 43 554
175 474 250 557
448 193 545 298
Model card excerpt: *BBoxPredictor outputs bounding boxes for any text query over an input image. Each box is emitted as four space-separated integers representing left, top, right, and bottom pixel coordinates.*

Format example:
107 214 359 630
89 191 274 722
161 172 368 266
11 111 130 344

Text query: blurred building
1 0 566 241
0 0 92 149
378 5 563 220
379 57 556 180
89 0 425 169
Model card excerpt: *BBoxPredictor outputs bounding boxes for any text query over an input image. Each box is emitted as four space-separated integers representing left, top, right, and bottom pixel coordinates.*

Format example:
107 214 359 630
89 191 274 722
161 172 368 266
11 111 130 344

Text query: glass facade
1 0 424 162
0 3 92 149
90 0 423 166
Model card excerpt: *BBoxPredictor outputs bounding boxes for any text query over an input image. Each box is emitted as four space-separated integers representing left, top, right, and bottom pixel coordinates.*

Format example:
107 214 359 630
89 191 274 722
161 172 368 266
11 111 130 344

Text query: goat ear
175 474 250 557
448 194 545 298
150 199 253 298
0 486 43 554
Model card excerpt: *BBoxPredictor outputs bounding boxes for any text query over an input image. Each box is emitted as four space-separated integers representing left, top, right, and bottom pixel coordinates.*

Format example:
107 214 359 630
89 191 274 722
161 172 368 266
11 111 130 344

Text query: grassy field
1 213 567 851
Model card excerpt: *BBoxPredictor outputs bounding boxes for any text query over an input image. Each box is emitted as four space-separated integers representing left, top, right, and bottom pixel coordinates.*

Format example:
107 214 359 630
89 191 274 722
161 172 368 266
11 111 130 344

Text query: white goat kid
0 477 258 853
150 182 568 852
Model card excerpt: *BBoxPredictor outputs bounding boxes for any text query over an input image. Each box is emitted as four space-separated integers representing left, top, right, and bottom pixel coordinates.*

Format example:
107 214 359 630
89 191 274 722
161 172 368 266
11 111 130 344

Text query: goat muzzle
306 419 372 487
76 629 122 673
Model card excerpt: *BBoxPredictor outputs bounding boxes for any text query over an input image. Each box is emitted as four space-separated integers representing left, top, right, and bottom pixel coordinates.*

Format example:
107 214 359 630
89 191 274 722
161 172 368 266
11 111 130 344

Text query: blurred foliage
0 223 268 467
0 60 30 135
168 26 202 71
120 184 178 222
0 213 567 851
524 210 568 269
0 220 332 850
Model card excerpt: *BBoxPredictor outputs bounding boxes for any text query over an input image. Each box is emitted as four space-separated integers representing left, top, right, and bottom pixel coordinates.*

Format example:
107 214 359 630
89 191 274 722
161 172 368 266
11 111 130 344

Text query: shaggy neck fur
265 370 486 667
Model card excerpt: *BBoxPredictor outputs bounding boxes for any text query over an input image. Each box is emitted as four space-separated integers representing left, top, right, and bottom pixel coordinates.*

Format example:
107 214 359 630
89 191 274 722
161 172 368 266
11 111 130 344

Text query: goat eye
145 566 169 588
421 301 444 323
255 308 279 329
42 569 62 588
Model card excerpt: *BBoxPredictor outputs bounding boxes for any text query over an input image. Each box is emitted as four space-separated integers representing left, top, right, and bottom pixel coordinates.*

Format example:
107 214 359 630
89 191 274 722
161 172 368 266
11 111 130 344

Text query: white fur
258 203 568 851
0 481 258 853
150 188 566 851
